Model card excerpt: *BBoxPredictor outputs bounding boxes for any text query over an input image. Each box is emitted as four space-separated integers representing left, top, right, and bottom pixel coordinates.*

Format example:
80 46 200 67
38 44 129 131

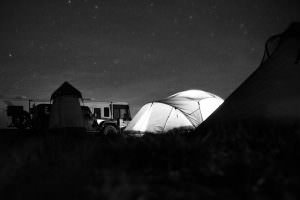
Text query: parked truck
0 97 35 130
0 98 131 134
81 100 132 134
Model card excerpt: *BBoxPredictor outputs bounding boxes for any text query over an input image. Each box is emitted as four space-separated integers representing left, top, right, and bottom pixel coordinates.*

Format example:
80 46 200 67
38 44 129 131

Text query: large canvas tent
197 22 300 131
125 90 223 133
49 82 85 130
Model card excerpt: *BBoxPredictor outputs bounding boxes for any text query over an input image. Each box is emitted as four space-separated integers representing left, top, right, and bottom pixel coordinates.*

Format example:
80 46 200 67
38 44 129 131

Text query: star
113 59 120 65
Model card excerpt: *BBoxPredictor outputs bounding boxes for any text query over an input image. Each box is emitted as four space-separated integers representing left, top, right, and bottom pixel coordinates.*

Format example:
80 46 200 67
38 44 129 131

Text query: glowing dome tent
125 90 223 133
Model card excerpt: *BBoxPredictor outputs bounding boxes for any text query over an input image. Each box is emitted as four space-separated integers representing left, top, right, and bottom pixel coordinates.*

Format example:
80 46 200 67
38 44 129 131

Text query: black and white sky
1 0 300 113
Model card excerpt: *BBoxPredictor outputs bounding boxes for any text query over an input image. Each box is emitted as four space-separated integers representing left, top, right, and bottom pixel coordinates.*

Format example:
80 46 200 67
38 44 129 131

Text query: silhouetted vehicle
6 105 31 129
1 98 131 135
30 104 51 131
81 101 132 135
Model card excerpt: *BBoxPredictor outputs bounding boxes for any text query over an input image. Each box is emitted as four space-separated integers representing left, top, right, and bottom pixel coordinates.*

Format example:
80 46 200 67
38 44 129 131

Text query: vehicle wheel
103 125 118 135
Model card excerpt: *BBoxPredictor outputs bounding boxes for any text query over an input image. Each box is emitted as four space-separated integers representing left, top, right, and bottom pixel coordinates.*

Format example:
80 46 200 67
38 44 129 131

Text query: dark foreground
0 125 299 200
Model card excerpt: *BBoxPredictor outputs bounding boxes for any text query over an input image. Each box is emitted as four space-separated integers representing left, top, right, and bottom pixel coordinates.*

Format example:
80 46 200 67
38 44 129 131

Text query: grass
0 123 299 200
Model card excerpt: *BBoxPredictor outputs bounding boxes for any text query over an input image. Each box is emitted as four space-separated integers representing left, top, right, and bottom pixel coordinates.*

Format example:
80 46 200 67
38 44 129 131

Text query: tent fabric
51 81 82 100
49 82 84 129
158 90 223 127
197 22 300 131
125 90 223 133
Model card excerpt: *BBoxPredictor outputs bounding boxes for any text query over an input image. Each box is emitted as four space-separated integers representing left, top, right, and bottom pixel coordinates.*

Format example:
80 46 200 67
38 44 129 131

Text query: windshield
113 105 131 120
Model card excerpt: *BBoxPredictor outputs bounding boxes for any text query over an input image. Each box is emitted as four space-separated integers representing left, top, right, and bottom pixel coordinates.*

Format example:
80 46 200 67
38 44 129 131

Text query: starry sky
1 0 300 113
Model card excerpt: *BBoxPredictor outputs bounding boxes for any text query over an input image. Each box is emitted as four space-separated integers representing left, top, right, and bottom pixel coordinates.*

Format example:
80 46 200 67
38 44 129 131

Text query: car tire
103 125 118 135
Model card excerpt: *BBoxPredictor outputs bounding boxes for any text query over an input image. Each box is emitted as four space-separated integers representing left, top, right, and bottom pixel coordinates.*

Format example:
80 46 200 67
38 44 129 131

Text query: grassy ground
0 124 299 200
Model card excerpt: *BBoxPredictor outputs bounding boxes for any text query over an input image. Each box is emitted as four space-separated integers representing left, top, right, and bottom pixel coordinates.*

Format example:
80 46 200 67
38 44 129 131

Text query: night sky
1 0 300 113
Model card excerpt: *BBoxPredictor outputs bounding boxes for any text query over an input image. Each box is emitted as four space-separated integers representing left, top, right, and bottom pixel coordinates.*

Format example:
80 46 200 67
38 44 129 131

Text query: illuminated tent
49 82 85 130
197 22 300 131
125 90 223 133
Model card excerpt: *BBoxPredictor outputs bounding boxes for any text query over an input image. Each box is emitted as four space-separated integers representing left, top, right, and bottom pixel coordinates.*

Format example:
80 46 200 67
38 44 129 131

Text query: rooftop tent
49 82 85 130
125 90 223 133
51 81 82 100
197 22 300 131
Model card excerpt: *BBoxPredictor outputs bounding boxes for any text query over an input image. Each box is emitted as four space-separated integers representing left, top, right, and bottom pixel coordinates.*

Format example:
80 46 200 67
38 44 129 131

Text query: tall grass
0 124 299 199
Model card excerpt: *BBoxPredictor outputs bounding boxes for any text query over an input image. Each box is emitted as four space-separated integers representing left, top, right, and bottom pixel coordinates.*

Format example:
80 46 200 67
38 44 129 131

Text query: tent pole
162 107 174 132
198 101 203 123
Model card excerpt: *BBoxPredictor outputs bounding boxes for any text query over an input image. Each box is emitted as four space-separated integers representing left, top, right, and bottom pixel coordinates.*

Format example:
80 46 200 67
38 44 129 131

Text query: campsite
1 0 300 198
0 23 300 199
